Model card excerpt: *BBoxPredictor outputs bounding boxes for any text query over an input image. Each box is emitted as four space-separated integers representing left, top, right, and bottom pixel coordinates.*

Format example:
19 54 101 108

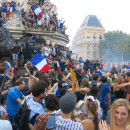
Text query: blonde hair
110 99 130 130
80 78 89 88
49 69 56 77
113 76 123 91
80 78 89 94
85 100 99 130
115 76 123 85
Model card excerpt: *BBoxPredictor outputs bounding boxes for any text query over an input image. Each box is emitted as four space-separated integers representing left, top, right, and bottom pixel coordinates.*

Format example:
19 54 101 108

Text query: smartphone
46 113 55 129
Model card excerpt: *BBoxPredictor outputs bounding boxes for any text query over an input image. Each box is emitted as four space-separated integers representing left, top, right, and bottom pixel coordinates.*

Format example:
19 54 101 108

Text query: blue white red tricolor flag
97 69 102 77
7 7 13 18
56 61 60 73
31 5 43 19
30 54 50 72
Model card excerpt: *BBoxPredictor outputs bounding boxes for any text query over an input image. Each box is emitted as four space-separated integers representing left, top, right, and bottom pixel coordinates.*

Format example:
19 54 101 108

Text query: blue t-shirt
6 87 23 116
2 5 7 13
101 86 110 106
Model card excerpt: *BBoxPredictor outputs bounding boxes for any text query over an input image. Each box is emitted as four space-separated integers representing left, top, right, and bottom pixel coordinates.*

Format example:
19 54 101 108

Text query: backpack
12 100 30 130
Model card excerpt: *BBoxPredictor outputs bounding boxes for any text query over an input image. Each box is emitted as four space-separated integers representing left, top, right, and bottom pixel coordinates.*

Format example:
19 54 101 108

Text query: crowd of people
0 1 130 130
0 38 130 130
0 0 67 34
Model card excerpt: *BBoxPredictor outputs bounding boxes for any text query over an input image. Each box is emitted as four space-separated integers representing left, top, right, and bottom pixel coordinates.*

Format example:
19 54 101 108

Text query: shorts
1 12 7 19
12 53 18 60
21 54 24 61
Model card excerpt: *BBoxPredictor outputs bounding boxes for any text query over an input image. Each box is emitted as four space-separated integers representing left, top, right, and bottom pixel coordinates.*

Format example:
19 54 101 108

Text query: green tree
99 31 130 62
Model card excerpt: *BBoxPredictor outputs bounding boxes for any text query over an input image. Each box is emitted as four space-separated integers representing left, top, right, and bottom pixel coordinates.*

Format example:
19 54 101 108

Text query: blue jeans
12 53 18 60
8 115 15 124
101 104 107 120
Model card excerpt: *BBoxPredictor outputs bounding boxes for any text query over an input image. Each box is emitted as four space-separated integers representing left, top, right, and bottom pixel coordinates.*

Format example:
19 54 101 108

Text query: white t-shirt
37 19 42 25
44 47 50 56
55 116 83 130
0 120 12 130
45 14 50 22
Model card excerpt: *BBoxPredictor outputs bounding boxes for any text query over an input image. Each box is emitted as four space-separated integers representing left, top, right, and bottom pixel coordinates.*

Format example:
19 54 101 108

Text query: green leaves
99 31 130 62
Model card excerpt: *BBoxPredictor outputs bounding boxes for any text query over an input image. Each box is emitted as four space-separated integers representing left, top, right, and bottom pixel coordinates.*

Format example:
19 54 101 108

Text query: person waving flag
31 5 43 19
30 54 50 72
7 6 13 18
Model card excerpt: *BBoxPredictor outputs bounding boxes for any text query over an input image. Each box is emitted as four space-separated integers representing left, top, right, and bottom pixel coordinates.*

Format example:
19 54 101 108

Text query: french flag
32 5 43 19
56 61 61 73
7 7 13 18
30 54 50 72
97 69 102 77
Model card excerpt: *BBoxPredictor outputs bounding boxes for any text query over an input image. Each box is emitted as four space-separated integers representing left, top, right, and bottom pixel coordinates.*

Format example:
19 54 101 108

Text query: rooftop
81 15 103 28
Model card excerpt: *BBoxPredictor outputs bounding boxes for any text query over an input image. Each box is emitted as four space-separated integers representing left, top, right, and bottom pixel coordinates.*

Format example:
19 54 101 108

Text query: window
87 52 90 58
93 52 96 58
99 34 102 39
87 33 90 38
87 45 90 50
94 45 96 50
93 33 96 39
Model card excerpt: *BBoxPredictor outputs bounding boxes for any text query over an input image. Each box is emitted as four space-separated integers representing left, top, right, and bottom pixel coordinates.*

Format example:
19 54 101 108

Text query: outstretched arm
116 82 130 89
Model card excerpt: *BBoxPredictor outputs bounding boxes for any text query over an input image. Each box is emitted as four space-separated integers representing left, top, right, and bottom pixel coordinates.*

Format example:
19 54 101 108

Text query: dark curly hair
45 94 59 111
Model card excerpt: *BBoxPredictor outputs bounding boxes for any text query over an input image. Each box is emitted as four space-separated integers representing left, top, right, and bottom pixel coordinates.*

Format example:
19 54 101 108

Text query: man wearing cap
55 93 83 130
55 81 69 99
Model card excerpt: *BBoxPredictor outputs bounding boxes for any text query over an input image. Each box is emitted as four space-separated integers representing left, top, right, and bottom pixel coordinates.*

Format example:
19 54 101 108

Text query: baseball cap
59 93 77 114
58 81 69 90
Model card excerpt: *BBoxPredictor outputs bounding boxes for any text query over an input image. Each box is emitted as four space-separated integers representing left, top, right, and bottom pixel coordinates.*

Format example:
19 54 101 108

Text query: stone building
72 15 105 60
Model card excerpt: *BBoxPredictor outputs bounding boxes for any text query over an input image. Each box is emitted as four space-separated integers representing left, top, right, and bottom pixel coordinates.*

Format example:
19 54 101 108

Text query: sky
51 0 130 46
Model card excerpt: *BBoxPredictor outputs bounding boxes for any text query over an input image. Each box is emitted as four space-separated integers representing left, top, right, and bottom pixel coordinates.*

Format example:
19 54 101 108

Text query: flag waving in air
7 6 13 18
56 61 61 73
31 5 43 19
68 63 80 89
30 54 50 72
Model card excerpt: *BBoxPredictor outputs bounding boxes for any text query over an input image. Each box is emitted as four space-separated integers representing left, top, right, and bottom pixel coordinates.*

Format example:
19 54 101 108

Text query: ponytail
94 111 99 130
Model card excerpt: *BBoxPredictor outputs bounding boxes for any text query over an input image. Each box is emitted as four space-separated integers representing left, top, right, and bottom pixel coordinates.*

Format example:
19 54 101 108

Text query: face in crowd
115 105 129 126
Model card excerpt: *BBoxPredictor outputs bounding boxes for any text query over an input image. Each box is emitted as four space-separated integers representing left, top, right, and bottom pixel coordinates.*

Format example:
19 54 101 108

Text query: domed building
72 15 105 60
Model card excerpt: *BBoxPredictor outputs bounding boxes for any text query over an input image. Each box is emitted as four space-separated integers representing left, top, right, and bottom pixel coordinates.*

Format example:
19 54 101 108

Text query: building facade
72 15 105 60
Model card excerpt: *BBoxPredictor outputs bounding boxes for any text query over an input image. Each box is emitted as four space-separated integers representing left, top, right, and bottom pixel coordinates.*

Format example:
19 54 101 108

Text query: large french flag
7 7 13 18
57 61 61 73
32 5 43 19
30 54 50 72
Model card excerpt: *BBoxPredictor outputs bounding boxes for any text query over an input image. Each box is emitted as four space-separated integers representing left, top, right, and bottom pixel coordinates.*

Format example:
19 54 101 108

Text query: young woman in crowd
110 99 130 130
113 76 130 99
80 96 99 130
75 78 90 102
99 99 130 130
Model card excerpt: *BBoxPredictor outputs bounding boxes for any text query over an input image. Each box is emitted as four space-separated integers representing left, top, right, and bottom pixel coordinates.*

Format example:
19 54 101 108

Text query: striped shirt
55 116 83 130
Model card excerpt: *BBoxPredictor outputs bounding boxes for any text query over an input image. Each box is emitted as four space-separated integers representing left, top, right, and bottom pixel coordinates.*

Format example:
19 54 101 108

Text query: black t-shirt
12 46 19 54
60 62 65 72
94 63 100 70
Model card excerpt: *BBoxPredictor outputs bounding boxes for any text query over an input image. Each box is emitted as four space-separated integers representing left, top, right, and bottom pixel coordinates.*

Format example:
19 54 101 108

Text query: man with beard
22 81 48 126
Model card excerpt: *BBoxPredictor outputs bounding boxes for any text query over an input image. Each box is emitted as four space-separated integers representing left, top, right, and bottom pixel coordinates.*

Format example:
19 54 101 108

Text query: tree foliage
99 31 130 62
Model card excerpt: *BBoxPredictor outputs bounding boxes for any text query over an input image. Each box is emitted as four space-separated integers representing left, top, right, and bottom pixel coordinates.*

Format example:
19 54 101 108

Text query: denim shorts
12 53 18 60
21 54 24 61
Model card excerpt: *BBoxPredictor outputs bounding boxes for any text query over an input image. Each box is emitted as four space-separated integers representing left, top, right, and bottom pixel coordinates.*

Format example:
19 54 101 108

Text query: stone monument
0 0 68 58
